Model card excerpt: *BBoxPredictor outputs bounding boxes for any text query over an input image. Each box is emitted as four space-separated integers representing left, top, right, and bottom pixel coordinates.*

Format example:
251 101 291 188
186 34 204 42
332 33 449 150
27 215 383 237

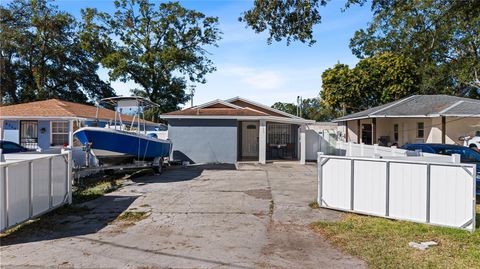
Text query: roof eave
160 115 314 124
224 96 304 120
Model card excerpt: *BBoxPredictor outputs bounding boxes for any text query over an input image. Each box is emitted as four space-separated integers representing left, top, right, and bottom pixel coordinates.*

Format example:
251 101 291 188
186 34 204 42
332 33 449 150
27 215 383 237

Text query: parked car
0 140 29 153
459 131 480 151
401 143 480 195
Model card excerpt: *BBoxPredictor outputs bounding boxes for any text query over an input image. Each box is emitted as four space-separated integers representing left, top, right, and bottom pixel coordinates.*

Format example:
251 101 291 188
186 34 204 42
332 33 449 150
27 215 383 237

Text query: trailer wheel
153 157 163 174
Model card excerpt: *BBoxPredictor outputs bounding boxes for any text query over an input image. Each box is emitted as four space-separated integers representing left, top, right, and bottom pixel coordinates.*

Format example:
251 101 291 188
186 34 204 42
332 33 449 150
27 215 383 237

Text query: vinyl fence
0 151 72 231
317 153 477 231
335 142 452 160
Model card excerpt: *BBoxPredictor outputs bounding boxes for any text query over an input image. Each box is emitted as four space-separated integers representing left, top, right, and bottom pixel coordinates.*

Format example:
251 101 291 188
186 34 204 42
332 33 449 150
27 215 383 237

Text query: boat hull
74 127 171 165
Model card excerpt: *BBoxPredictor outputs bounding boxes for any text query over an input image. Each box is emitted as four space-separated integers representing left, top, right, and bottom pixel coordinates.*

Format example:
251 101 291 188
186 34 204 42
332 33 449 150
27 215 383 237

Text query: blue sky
46 0 372 106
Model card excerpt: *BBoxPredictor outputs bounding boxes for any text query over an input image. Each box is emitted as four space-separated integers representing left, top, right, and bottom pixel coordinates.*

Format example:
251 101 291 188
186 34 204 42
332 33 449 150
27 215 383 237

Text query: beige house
333 95 480 146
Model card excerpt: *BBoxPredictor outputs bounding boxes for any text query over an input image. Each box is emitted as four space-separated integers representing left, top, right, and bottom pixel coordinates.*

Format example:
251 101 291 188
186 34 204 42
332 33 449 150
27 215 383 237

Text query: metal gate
20 121 38 149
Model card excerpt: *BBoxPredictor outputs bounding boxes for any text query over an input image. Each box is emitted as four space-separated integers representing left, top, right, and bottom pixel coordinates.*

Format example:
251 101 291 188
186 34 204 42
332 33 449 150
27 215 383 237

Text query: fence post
348 142 353 156
426 164 431 223
350 158 355 210
2 166 8 229
360 143 365 156
67 150 73 204
317 152 324 206
29 161 33 218
385 161 390 217
451 153 461 164
49 158 53 208
374 144 378 156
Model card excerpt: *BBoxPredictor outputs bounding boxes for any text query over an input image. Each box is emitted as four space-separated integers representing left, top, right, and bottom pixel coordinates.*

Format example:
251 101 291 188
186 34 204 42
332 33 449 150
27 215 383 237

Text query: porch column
357 120 361 144
300 125 306 164
345 121 349 142
372 118 377 144
0 120 3 140
259 120 266 164
441 116 446 144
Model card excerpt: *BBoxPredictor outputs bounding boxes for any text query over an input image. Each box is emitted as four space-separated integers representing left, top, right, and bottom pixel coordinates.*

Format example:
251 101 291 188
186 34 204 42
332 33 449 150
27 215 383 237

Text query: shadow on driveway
1 164 236 247
131 163 236 184
0 195 138 246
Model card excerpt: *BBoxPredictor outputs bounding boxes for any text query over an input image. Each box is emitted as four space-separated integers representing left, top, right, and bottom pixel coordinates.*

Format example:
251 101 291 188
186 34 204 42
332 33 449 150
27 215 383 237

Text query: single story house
0 99 162 151
161 97 315 164
334 95 480 146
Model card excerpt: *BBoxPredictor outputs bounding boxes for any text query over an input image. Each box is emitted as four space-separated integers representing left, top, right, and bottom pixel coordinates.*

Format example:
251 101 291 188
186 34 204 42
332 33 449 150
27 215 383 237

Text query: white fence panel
6 163 30 227
321 158 351 209
335 142 451 161
52 156 67 207
0 167 5 230
0 152 72 231
389 162 427 222
430 165 475 230
353 160 387 216
32 158 51 216
318 154 476 231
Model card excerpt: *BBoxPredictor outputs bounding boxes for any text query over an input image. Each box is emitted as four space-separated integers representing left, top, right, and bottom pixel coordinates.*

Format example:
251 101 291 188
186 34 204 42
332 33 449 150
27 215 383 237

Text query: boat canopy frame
94 96 160 134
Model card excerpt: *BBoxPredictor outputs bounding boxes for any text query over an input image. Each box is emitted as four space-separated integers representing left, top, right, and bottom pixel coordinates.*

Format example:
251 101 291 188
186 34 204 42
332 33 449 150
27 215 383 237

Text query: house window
51 121 69 146
417 122 424 138
267 123 291 144
393 124 399 141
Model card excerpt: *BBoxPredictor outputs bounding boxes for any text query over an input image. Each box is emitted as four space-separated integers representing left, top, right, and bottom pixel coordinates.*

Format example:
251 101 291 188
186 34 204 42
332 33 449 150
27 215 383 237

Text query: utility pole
297 96 303 118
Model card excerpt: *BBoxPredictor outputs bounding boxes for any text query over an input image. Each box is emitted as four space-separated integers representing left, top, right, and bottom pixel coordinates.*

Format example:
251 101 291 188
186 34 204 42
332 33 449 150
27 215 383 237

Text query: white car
460 131 480 150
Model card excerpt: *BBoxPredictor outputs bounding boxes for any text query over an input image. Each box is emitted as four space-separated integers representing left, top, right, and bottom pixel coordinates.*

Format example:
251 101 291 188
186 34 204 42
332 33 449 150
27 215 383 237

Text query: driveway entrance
1 164 365 268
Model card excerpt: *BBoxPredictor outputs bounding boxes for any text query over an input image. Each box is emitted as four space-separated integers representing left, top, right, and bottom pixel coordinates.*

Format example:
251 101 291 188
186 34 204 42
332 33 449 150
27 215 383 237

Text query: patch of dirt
244 189 272 200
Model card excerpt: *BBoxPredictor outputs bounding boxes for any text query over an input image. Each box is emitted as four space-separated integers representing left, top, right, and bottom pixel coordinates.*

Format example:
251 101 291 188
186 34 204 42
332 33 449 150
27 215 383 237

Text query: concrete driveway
0 163 365 269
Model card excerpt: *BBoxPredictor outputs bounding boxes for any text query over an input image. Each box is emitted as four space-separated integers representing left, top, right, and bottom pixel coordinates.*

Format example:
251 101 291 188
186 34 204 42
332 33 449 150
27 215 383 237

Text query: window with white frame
51 121 69 146
417 122 424 138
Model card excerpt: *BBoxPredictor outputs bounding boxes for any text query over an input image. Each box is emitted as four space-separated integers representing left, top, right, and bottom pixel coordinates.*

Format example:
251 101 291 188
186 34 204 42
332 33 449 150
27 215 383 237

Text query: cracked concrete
0 163 365 269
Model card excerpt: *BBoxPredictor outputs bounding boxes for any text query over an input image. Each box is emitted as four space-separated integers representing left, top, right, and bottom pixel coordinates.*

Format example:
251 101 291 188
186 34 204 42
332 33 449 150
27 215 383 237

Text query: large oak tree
242 0 480 99
80 0 221 113
0 0 114 104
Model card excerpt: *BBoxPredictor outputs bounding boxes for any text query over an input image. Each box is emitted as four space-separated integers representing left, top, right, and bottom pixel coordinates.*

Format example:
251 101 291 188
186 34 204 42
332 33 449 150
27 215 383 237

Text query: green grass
308 200 320 209
269 199 275 216
116 211 149 222
73 181 120 204
311 205 480 269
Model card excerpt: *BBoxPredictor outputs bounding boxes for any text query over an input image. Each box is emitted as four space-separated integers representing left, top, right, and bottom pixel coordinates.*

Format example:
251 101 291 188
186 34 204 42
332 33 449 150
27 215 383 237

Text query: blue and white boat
74 97 171 166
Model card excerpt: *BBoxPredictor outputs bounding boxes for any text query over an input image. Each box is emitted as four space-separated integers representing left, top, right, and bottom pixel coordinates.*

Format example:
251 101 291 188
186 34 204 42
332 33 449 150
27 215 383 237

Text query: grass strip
311 205 480 269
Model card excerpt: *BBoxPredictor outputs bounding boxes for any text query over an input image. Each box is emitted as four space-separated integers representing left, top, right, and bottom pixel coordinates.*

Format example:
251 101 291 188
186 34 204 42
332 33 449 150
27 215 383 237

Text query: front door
361 124 372 145
20 121 38 149
242 121 259 157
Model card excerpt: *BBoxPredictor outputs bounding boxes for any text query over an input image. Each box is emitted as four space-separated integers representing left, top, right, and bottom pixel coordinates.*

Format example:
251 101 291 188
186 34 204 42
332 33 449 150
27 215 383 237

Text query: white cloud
221 65 285 90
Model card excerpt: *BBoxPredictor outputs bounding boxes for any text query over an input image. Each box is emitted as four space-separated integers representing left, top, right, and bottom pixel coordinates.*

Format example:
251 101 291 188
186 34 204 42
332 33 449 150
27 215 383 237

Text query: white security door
242 121 259 157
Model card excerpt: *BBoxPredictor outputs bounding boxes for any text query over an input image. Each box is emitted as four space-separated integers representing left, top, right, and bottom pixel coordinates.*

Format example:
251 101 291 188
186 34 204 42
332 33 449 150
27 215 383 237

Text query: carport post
259 120 266 164
317 152 324 206
300 125 306 164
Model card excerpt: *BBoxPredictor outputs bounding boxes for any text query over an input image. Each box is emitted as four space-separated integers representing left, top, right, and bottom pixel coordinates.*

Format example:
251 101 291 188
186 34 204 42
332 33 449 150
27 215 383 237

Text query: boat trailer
73 143 168 179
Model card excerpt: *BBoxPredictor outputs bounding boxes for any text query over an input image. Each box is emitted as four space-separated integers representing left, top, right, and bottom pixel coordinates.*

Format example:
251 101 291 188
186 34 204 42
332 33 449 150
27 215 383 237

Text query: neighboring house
334 95 480 146
161 97 315 164
0 99 162 151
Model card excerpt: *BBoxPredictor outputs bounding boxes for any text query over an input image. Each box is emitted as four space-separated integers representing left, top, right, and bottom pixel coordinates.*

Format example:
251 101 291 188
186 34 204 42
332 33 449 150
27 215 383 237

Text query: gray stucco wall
168 119 238 164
